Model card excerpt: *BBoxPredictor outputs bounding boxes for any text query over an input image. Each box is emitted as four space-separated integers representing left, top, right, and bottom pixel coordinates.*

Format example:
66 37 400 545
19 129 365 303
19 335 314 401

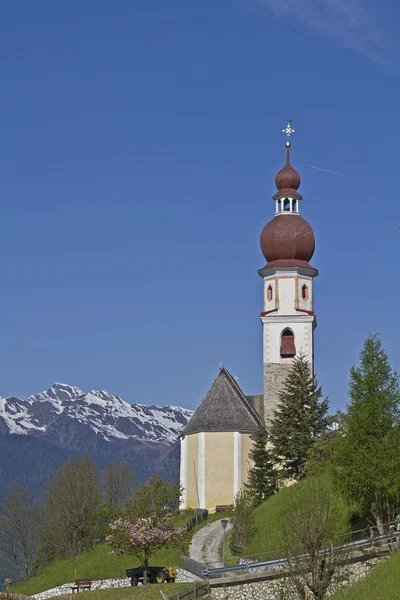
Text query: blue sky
1 0 400 412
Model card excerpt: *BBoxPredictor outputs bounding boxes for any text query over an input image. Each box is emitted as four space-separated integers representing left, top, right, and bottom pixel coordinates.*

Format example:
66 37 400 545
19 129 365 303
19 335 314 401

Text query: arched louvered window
280 328 296 358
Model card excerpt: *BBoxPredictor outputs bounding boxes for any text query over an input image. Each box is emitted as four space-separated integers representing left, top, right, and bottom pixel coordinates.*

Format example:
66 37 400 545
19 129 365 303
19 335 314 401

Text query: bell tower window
267 285 273 302
283 198 290 211
302 284 309 301
280 328 296 358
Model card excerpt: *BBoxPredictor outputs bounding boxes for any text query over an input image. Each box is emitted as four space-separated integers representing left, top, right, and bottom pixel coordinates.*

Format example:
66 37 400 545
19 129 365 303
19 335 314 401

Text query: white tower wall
261 268 317 427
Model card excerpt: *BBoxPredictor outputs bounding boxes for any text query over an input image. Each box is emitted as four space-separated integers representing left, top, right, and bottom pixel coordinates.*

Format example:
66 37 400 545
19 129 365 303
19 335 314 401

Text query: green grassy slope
11 544 183 596
222 483 309 565
243 476 352 558
11 509 234 597
11 512 197 597
331 553 399 600
244 482 307 557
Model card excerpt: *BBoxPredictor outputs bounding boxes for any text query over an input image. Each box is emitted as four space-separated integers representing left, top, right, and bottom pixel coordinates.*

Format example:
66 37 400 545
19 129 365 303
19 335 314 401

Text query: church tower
259 122 318 427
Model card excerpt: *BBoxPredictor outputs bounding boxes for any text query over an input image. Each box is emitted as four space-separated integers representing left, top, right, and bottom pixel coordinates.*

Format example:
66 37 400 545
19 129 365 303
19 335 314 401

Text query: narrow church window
284 198 290 211
267 285 273 302
277 199 281 212
293 199 297 212
302 285 308 301
280 328 296 358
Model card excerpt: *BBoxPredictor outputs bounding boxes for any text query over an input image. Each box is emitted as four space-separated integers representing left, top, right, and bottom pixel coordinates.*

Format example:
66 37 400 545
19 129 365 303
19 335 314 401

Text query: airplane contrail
306 164 359 180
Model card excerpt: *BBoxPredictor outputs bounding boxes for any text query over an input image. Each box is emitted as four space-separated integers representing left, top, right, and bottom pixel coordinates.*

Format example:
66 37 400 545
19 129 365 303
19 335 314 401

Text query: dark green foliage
304 425 340 476
270 354 331 480
335 333 400 531
230 490 255 556
245 427 277 505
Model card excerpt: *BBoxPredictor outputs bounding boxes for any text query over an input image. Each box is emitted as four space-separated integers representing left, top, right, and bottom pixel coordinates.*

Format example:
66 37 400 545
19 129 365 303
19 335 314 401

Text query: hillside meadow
242 475 353 558
11 511 196 596
331 551 400 600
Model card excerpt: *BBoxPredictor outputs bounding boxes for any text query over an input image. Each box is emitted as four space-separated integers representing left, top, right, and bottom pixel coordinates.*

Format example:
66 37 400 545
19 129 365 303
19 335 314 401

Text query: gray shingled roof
182 367 264 435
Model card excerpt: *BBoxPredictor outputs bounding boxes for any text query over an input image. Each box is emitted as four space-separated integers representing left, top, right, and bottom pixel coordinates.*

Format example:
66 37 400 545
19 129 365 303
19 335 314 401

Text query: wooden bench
216 504 233 512
71 579 92 593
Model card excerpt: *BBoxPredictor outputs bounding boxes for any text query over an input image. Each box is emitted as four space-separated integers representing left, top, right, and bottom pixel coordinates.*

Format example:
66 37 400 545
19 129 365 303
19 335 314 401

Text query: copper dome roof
260 213 315 265
275 151 300 190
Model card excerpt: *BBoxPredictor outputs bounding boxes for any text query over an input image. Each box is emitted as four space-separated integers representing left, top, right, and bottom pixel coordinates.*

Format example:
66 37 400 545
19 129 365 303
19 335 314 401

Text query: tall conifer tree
335 333 400 532
245 427 277 505
270 354 330 480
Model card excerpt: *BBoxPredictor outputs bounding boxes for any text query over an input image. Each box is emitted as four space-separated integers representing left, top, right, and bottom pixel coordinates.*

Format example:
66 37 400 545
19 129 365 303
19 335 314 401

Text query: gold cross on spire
282 119 294 148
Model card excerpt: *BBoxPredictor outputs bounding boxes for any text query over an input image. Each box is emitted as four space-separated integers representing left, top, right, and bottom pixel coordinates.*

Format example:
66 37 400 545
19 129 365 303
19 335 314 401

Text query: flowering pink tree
106 476 184 584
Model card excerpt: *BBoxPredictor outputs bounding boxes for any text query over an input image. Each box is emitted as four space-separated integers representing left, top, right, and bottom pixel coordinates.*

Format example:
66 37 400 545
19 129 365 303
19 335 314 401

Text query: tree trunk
143 556 148 585
371 509 385 535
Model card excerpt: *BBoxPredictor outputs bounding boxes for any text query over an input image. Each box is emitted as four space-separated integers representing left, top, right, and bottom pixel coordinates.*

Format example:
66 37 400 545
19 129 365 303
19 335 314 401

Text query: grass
243 483 304 557
243 476 353 559
222 531 238 567
11 545 184 597
11 512 197 597
329 552 400 600
10 509 226 597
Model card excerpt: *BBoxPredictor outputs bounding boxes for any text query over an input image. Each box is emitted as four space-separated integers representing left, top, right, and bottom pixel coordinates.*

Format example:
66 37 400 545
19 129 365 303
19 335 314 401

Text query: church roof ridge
182 366 264 436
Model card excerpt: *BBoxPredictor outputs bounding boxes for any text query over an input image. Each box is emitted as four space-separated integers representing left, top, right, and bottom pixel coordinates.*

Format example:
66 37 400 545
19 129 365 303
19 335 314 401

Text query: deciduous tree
103 460 135 518
107 516 183 584
279 475 350 600
230 489 255 556
40 457 101 561
107 475 183 584
0 486 41 579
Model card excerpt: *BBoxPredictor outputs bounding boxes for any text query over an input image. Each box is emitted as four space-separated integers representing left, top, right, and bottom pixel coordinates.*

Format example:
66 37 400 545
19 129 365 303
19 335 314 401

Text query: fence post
193 583 197 600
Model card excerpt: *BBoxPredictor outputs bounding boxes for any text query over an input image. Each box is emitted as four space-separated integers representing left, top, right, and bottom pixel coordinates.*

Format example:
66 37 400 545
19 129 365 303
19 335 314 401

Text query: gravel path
32 570 198 599
189 519 232 567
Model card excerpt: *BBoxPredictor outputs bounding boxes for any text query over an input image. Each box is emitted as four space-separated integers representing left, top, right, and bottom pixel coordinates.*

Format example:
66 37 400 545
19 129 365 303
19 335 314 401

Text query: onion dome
274 149 301 199
259 122 316 271
260 214 315 267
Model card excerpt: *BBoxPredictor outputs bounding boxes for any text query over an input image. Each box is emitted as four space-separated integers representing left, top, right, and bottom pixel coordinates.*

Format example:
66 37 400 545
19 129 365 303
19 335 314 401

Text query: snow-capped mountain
0 383 192 444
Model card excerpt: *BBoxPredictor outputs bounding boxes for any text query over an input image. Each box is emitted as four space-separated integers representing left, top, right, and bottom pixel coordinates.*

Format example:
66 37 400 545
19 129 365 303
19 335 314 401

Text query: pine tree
270 354 331 480
335 333 400 532
245 427 278 505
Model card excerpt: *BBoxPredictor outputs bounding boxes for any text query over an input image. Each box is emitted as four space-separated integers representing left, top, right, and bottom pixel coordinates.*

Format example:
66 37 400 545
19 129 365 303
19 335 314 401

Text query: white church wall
179 436 187 510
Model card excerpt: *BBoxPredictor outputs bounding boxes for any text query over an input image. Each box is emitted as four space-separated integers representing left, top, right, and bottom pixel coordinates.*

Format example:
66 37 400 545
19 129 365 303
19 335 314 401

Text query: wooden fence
166 581 210 600
0 595 34 600
182 555 207 578
185 509 209 532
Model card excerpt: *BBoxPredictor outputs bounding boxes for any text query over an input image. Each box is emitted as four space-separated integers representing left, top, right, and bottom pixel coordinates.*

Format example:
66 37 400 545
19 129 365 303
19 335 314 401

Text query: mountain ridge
0 382 193 444
0 382 193 500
